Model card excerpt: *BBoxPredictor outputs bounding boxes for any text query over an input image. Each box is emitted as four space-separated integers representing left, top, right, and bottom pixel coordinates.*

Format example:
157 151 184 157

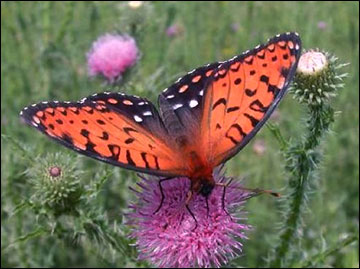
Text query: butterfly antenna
241 187 281 199
205 196 210 218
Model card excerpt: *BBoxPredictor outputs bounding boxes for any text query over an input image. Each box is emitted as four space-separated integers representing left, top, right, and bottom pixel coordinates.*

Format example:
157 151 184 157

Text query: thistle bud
291 50 348 106
27 153 83 215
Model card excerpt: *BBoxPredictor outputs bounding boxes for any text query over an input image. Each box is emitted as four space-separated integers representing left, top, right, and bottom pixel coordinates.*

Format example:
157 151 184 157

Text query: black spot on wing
212 98 227 110
244 113 259 127
126 150 135 166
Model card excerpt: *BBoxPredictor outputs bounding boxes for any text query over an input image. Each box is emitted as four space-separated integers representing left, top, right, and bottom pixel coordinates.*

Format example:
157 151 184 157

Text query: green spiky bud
27 153 83 216
291 50 348 106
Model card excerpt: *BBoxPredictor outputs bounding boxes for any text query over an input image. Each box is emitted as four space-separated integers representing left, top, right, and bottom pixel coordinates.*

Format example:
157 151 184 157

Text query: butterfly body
20 33 301 199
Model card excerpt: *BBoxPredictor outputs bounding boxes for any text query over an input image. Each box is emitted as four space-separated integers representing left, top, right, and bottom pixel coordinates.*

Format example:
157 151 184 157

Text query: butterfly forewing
20 93 187 176
200 33 301 166
159 62 219 140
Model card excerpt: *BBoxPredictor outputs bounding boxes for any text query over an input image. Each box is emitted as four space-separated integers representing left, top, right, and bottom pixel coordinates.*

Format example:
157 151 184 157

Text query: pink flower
317 21 327 30
166 24 183 37
87 34 138 82
127 170 251 268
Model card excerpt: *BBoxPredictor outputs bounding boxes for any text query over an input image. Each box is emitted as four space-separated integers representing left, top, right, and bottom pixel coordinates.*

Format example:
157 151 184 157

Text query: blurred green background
1 1 359 268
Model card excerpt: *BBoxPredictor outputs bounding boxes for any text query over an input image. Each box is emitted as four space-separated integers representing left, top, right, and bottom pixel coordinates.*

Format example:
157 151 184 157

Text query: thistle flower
291 50 348 106
166 24 183 38
317 21 327 30
127 170 251 268
87 34 138 83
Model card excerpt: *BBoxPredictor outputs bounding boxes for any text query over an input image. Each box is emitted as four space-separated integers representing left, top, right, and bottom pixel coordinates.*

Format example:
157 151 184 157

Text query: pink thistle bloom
127 170 251 268
317 21 327 30
166 24 183 37
87 34 138 83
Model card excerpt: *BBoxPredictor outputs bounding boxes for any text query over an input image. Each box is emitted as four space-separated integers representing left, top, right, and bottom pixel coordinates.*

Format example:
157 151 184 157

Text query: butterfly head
198 179 215 197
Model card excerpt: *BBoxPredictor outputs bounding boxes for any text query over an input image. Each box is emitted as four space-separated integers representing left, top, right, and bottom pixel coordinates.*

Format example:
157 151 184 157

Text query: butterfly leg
185 190 198 231
217 178 234 220
205 196 210 218
153 177 175 214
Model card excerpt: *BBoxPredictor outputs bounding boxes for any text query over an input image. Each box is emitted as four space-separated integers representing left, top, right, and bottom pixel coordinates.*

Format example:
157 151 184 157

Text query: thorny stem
269 104 335 267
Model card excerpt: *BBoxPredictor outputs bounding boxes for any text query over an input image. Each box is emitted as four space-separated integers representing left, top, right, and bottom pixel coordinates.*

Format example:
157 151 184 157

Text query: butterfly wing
20 92 186 176
159 62 219 140
200 33 302 166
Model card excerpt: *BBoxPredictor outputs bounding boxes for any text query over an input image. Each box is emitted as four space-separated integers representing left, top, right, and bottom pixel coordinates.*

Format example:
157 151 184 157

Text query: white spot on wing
31 104 36 107
143 111 152 116
276 34 280 37
295 44 300 50
138 102 145 106
199 90 204 96
163 88 168 93
134 115 143 122
166 94 175 99
189 99 198 108
173 104 183 110
255 45 260 49
32 122 38 127
42 101 48 104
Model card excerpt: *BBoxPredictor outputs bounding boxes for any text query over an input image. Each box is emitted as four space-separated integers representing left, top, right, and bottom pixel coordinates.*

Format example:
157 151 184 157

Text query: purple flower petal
127 170 251 268
87 34 138 82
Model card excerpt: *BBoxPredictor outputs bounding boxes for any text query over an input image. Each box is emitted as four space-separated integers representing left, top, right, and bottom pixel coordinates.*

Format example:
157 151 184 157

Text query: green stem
293 235 358 268
2 227 48 252
269 104 334 267
1 134 35 164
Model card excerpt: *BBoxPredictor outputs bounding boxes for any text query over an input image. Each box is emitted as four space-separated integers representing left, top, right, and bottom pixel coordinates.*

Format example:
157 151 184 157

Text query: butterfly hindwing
20 93 187 176
200 33 302 165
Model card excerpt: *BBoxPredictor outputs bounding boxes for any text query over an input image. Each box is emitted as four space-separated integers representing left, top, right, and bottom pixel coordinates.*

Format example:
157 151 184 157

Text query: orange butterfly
20 33 301 206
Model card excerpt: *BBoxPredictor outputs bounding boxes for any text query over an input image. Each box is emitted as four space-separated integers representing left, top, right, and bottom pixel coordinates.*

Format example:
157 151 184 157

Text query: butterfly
20 32 301 205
